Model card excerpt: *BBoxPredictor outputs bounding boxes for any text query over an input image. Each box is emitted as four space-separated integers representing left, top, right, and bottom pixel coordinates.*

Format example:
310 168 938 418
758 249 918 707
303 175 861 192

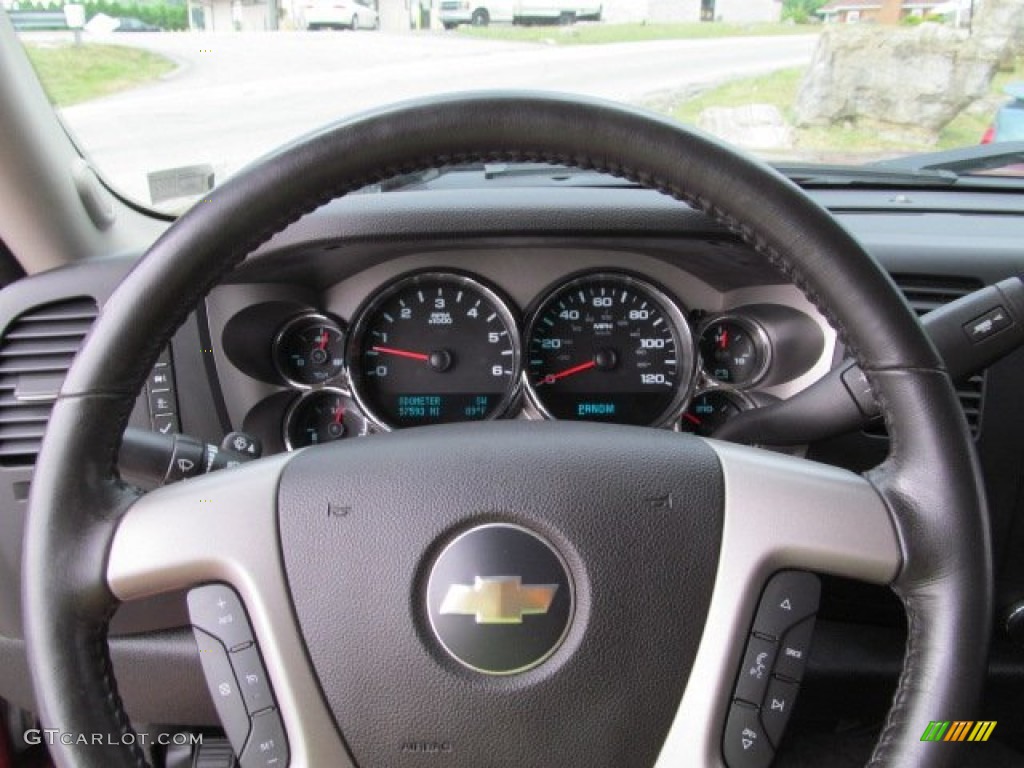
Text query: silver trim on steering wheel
655 440 900 766
106 439 900 768
107 453 356 768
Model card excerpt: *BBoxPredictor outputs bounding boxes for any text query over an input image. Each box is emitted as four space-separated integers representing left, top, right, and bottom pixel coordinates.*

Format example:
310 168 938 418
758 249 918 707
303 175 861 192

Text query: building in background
818 0 951 24
604 0 780 23
177 0 779 30
186 0 282 30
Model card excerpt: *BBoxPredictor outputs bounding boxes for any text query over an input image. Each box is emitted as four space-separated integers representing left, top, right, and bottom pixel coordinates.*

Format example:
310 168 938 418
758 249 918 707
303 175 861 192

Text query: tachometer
348 272 521 429
524 273 694 426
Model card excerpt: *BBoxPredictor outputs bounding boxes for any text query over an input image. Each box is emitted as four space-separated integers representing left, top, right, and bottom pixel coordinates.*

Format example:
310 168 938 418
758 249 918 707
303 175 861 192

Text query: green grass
458 21 818 45
24 43 175 107
941 65 1022 148
672 68 803 125
666 58 1023 155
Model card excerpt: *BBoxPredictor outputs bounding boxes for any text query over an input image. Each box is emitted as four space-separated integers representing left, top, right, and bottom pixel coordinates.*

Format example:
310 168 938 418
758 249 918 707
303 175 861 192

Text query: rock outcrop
976 0 1024 69
697 105 795 149
794 23 996 133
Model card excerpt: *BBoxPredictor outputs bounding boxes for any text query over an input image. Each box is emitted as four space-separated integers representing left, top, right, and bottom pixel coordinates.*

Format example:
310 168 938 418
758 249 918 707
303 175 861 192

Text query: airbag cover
278 421 724 768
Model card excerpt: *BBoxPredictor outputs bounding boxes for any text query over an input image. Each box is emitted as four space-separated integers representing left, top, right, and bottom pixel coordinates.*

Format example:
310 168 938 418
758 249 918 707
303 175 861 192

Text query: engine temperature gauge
698 316 770 388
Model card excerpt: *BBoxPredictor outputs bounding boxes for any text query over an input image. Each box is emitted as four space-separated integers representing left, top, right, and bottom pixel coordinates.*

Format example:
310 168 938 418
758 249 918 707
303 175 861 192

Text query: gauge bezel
679 386 757 435
272 312 347 390
696 313 773 389
346 270 523 432
522 270 697 429
283 387 365 450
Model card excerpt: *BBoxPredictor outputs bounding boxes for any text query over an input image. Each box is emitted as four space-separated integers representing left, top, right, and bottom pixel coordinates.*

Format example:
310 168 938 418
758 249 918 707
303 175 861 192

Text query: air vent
891 274 983 317
0 297 98 466
892 274 985 437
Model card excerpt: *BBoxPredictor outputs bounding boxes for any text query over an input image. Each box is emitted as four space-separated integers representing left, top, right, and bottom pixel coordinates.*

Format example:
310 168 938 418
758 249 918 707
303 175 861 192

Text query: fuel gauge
698 316 770 387
284 390 367 449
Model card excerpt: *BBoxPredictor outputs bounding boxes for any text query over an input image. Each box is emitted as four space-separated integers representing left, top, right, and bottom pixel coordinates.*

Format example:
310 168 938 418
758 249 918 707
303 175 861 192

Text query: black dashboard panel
1 183 1023 728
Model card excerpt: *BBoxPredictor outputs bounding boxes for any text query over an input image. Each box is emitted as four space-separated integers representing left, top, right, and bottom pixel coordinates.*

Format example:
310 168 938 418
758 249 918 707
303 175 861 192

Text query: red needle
538 360 597 385
372 345 429 362
683 412 701 425
318 329 329 351
333 406 345 425
719 328 729 350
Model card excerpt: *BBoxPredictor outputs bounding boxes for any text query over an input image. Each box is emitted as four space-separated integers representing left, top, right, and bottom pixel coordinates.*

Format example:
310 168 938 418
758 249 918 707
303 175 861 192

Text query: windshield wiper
374 158 1004 193
366 162 639 193
372 167 450 192
775 162 959 188
481 162 579 180
868 142 1024 176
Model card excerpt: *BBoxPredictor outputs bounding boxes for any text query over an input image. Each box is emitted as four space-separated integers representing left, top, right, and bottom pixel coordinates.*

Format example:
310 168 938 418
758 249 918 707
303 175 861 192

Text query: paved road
54 30 818 206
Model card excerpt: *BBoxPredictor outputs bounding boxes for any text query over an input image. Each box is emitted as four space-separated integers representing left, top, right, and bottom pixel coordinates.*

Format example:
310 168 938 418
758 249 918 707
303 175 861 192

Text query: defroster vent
0 297 98 465
892 274 985 436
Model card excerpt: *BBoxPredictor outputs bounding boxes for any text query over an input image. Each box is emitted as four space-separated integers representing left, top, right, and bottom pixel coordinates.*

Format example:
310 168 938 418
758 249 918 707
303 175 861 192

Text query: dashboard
3 180 1024 750
209 249 832 454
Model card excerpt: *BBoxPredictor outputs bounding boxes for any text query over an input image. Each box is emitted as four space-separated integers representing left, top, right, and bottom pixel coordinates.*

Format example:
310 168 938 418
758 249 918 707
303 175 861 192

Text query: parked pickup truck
440 0 601 27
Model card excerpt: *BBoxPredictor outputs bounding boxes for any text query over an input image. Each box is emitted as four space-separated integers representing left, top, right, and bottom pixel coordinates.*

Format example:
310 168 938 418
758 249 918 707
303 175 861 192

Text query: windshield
8 0 1024 212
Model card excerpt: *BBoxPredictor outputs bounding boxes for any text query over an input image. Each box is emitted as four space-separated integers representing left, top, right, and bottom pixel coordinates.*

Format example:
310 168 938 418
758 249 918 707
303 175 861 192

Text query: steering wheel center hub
426 523 574 675
276 421 724 767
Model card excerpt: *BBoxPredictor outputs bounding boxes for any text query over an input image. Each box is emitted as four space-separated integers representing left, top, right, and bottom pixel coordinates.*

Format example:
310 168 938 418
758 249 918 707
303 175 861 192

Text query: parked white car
440 0 601 28
301 0 378 30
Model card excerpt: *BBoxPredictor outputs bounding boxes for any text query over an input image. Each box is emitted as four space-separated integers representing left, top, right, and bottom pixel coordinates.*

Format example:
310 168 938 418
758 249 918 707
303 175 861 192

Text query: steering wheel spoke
657 441 901 766
107 454 355 768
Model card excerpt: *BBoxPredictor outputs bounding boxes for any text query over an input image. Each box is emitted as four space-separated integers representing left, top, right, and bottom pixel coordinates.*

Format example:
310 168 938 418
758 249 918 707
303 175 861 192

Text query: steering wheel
22 93 991 768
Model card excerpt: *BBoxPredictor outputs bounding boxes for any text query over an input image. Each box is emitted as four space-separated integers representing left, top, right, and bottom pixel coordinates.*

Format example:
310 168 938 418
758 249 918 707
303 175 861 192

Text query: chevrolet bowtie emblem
439 576 558 624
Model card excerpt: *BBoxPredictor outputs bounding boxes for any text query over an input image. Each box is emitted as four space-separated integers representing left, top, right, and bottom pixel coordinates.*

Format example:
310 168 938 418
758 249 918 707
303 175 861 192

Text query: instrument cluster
245 268 822 449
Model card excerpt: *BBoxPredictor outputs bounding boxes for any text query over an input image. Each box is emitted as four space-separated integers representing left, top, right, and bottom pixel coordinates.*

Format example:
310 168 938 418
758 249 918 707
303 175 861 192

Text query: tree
782 0 828 24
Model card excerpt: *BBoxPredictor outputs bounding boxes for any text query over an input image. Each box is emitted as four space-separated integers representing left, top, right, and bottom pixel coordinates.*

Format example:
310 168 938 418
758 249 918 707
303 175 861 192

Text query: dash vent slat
0 297 98 466
891 274 986 437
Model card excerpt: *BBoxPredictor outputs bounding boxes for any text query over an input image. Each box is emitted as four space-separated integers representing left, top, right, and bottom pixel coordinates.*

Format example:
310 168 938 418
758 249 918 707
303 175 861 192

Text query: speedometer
348 272 521 429
524 273 695 426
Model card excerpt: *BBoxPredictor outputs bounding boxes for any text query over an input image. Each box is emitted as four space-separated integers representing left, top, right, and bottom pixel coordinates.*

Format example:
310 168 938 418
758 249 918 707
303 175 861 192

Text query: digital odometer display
525 273 694 426
348 272 521 429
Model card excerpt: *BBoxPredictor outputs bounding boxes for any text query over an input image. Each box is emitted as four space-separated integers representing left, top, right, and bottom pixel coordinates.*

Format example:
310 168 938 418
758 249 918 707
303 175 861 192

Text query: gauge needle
318 330 330 351
719 328 729 350
372 345 430 362
539 360 597 385
683 413 701 425
333 406 345 425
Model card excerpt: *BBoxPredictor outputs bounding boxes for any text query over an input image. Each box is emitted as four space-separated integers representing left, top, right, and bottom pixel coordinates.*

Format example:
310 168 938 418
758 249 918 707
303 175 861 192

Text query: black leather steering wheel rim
22 92 991 768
